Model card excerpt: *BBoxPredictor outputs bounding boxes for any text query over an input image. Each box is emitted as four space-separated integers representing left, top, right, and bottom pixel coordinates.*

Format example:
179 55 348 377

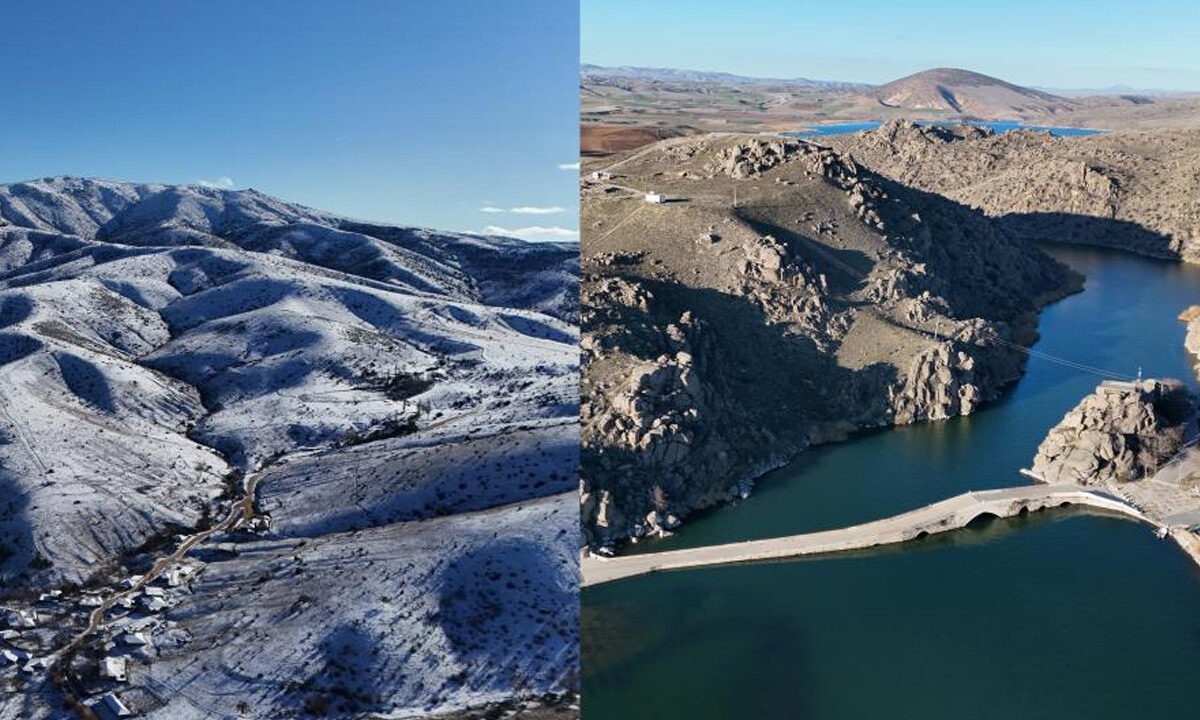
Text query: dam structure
582 483 1147 587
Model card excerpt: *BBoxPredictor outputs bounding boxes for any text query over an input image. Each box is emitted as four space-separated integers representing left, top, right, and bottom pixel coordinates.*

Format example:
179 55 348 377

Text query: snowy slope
135 494 577 720
0 178 579 718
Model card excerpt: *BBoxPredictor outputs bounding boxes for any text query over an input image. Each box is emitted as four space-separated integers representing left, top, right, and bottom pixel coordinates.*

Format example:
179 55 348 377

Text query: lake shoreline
605 253 1086 558
791 118 1103 137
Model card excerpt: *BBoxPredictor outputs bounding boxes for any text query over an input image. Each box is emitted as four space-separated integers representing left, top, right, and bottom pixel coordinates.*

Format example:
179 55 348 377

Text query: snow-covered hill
0 178 579 718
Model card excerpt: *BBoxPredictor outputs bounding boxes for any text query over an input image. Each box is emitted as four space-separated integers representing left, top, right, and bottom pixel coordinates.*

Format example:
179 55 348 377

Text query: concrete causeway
581 483 1145 587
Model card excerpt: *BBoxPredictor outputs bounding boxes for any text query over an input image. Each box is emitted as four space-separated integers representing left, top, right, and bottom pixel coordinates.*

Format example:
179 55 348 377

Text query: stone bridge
581 483 1147 587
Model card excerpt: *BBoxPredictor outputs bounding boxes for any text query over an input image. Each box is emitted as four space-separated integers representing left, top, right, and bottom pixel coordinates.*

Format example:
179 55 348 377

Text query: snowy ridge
0 178 579 718
0 177 578 321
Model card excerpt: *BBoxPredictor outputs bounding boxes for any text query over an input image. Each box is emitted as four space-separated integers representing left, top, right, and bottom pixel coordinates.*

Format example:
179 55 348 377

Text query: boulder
1031 379 1193 484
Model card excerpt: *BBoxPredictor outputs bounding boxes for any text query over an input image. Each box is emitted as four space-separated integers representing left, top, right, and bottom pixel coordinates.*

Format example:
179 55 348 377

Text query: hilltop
871 68 1075 116
828 119 1200 261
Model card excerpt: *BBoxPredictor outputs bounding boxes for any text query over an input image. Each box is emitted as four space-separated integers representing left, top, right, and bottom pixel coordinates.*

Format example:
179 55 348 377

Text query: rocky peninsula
1031 379 1192 485
581 135 1078 548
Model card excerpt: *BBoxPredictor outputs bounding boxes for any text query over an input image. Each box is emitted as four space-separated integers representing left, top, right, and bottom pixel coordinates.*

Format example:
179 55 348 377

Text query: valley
0 178 580 719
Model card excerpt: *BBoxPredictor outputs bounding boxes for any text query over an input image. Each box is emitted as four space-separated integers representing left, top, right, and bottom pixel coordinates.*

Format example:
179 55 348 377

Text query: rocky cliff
830 120 1200 262
581 135 1077 547
1031 379 1192 484
1182 306 1200 377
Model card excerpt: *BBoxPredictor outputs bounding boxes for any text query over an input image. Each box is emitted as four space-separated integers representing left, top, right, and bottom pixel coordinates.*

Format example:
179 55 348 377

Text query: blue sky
0 1 579 242
583 0 1200 91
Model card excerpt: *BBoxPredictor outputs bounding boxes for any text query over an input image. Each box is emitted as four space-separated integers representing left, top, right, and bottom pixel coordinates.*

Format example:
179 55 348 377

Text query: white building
162 564 198 587
645 191 666 204
100 656 128 682
6 610 38 629
140 597 170 613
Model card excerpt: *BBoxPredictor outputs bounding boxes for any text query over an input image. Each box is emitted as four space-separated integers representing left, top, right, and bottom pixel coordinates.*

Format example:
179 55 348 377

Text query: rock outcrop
830 119 1200 262
582 134 1077 547
1182 306 1200 377
1032 379 1193 484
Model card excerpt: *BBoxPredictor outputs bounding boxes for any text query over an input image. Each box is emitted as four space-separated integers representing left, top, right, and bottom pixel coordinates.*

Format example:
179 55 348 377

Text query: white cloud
509 206 565 215
557 162 580 170
479 205 566 215
483 225 579 241
197 176 235 189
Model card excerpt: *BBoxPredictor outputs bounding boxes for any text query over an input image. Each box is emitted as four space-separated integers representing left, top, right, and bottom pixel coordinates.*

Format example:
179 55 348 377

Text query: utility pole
733 186 738 209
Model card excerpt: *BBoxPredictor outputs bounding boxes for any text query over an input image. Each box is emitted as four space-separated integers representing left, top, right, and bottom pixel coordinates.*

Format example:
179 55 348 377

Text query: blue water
625 246 1200 554
582 246 1200 720
791 120 1101 137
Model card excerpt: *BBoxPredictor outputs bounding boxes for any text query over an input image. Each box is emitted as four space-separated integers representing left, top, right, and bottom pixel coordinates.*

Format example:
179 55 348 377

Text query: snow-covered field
0 178 579 718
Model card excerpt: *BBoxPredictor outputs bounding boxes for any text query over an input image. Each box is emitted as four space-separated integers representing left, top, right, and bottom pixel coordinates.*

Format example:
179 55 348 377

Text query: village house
96 692 133 718
100 656 128 682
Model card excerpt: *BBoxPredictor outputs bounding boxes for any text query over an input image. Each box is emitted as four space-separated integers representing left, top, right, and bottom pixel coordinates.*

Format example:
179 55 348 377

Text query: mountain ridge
0 177 579 717
580 63 867 89
0 176 579 322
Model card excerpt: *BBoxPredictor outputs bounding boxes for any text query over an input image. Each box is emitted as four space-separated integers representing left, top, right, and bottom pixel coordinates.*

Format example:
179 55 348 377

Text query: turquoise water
582 246 1200 719
791 120 1101 137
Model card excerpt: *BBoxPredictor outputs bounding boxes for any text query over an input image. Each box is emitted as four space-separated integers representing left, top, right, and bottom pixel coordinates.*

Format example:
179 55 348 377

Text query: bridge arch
965 510 1002 526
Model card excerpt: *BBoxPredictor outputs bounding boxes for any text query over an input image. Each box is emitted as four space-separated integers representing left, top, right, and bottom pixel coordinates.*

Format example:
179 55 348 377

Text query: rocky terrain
1183 306 1200 376
580 135 1078 547
1031 379 1193 485
0 178 579 718
829 119 1200 261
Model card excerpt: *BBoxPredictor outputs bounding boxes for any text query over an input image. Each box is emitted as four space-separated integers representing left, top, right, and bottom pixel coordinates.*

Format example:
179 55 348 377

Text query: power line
981 332 1134 381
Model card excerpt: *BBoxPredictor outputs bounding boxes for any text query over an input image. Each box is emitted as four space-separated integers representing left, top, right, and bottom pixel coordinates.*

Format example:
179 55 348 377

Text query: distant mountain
580 63 867 89
1032 84 1193 98
872 68 1075 116
0 177 578 321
